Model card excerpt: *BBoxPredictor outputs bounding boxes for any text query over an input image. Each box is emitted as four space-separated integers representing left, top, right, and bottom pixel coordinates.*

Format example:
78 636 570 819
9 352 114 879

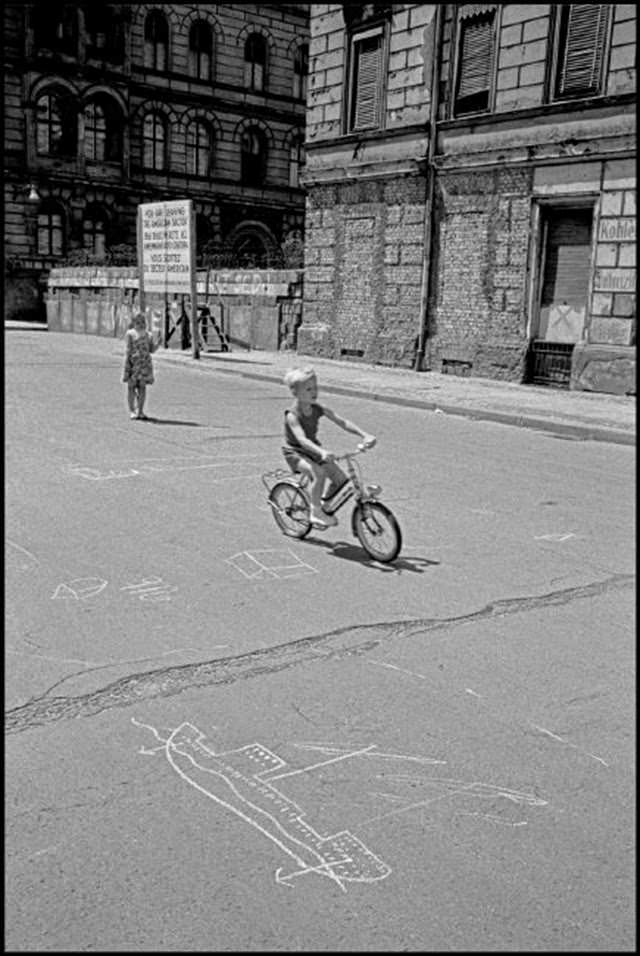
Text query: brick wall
300 175 426 366
428 167 533 379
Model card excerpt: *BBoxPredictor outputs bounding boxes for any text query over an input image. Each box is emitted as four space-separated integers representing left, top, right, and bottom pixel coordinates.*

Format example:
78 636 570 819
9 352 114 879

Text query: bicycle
262 445 402 563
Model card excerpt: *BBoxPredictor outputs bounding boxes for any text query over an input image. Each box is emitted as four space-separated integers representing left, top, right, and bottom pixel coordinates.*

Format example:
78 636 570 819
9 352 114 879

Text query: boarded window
555 4 610 99
350 31 383 131
455 10 496 116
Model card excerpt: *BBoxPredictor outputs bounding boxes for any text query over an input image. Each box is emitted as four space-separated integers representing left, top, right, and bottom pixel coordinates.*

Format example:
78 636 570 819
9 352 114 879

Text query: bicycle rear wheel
269 481 311 539
352 502 402 563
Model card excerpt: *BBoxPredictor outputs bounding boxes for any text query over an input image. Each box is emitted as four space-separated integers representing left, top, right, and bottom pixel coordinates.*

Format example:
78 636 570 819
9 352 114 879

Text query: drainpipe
414 2 443 371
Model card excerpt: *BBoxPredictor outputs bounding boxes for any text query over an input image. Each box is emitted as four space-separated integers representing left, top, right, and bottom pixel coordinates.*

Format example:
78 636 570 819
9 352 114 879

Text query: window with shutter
454 10 496 116
554 4 610 99
349 30 384 132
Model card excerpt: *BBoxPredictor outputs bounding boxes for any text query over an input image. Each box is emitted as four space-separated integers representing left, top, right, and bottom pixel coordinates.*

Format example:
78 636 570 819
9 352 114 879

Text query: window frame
187 120 212 177
36 92 76 157
82 205 108 258
144 11 169 71
189 20 213 81
143 112 167 171
241 126 267 186
244 33 267 92
288 135 304 189
293 43 309 101
548 3 612 103
37 202 66 257
452 7 499 119
346 24 388 134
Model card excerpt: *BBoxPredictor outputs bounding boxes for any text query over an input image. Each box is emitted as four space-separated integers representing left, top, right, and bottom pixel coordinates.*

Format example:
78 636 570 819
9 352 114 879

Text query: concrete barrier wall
46 267 304 351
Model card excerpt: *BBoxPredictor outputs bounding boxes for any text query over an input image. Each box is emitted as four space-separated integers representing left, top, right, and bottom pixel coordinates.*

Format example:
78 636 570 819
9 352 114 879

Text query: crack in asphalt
5 573 634 735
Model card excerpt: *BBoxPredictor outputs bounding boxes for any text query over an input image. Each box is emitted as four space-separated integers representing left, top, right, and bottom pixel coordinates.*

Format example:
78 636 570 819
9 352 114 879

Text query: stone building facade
4 2 308 321
300 3 636 394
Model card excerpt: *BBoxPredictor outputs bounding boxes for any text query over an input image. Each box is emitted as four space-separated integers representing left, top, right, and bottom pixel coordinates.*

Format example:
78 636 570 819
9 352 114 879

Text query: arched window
289 135 304 188
84 97 122 162
36 92 76 156
189 21 212 80
244 33 266 91
37 200 66 256
144 11 168 71
143 112 166 170
187 121 211 176
241 127 267 185
293 44 308 100
83 204 108 258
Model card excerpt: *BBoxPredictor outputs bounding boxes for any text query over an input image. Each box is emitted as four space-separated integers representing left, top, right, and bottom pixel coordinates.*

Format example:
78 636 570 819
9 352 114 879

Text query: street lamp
27 183 40 202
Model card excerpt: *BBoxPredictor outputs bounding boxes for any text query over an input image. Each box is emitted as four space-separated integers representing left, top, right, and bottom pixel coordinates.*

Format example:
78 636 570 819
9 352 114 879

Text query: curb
193 359 636 447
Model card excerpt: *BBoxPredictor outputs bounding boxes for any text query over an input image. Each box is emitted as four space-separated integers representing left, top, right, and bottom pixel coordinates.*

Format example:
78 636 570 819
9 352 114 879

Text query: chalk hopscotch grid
226 549 317 580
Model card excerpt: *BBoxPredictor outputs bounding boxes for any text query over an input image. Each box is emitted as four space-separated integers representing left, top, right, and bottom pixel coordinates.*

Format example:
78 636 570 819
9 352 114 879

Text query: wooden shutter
352 33 382 130
456 13 495 105
557 5 610 97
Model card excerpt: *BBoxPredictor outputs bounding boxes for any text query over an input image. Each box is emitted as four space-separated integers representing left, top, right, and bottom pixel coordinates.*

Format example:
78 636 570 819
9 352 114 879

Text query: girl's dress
123 330 155 385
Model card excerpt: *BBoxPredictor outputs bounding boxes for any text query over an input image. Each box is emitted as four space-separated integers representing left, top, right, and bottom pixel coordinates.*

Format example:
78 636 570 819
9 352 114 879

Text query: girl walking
122 312 160 419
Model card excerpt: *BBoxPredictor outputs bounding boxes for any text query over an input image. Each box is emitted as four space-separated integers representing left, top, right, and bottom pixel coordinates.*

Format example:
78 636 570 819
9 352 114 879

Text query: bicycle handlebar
331 444 372 462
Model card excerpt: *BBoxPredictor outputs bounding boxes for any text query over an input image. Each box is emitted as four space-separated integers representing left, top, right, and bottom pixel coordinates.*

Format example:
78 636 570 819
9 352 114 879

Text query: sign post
137 199 199 358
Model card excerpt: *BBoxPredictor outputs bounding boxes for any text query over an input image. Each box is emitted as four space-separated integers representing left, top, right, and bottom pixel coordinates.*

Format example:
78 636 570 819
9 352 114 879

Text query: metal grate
526 340 574 388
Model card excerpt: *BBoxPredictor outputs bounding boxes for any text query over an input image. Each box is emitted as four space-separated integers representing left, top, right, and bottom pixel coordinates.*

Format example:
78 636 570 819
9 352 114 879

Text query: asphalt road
5 331 635 952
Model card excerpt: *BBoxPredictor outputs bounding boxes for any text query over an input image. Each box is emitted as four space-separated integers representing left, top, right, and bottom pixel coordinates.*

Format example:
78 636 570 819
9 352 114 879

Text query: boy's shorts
282 446 320 473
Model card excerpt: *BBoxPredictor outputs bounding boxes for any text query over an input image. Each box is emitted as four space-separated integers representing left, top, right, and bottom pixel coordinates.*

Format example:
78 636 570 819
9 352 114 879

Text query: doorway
527 205 594 387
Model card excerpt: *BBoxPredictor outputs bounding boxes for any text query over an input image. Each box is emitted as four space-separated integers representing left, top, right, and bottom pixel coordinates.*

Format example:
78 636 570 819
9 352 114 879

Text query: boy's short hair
283 366 316 393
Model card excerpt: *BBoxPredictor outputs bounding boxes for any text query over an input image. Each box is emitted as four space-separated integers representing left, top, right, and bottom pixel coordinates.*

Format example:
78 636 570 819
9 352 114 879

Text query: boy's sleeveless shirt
283 403 324 458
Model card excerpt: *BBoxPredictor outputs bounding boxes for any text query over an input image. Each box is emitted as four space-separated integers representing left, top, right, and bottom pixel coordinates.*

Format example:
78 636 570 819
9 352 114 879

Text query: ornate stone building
4 2 309 321
300 3 635 393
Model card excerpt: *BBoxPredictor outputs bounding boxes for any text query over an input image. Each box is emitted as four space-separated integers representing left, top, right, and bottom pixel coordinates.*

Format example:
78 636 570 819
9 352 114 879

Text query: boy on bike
282 366 376 528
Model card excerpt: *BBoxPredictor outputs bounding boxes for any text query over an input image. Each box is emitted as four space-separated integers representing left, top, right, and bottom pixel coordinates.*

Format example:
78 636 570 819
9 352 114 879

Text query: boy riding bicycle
282 366 376 529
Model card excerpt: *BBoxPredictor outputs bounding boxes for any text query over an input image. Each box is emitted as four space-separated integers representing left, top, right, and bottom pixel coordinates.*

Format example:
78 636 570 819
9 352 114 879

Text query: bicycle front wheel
353 502 402 563
269 481 311 539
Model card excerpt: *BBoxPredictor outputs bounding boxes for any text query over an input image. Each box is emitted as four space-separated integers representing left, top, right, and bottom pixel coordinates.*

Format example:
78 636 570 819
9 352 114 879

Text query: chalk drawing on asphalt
120 576 178 602
67 455 264 483
226 549 317 580
133 721 549 890
132 719 391 892
51 578 108 600
6 539 40 572
49 576 176 602
534 532 578 542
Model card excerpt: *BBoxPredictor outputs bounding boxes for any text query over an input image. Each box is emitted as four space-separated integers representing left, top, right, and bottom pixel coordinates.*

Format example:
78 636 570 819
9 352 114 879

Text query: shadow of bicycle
303 536 439 572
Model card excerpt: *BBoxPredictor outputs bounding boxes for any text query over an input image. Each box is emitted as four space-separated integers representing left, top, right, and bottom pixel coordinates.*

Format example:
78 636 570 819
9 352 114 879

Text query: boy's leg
323 459 348 499
308 462 337 526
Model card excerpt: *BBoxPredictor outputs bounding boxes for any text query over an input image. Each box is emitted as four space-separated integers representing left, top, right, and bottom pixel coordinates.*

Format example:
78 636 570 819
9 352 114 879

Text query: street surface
5 331 635 952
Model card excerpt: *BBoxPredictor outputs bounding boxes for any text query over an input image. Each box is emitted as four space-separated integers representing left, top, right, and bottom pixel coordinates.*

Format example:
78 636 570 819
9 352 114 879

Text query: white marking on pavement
534 533 577 541
369 660 427 680
529 724 609 766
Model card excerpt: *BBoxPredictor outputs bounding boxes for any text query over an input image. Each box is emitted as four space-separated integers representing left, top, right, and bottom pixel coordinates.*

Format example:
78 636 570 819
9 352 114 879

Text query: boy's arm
322 407 376 447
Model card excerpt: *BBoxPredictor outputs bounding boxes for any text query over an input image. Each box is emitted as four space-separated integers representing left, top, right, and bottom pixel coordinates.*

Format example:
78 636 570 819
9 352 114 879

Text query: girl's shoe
130 412 137 419
136 412 148 420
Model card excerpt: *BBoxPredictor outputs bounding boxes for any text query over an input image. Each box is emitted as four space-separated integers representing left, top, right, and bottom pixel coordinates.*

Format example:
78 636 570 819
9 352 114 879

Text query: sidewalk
159 341 636 446
5 322 636 445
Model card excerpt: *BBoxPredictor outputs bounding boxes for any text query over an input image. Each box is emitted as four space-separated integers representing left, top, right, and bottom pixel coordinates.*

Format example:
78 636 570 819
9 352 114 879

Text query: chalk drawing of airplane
138 720 391 891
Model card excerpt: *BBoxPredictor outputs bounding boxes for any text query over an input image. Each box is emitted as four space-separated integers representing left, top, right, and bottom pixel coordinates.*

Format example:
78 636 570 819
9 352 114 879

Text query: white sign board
138 199 194 294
